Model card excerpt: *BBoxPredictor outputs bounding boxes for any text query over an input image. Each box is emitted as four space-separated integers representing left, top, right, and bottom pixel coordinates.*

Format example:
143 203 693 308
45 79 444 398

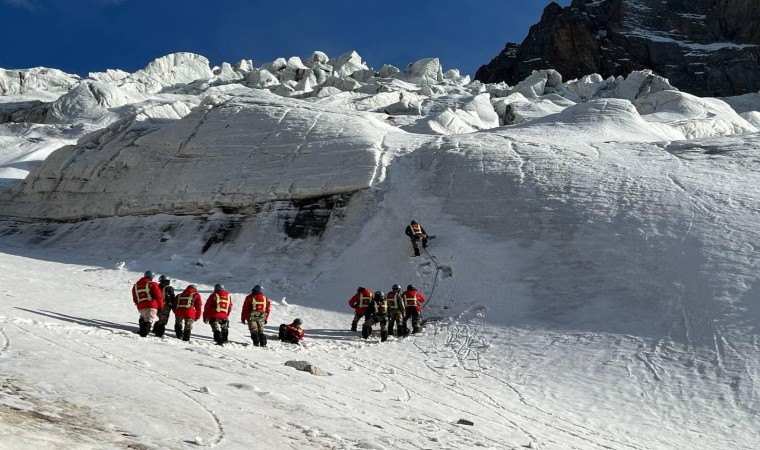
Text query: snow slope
1 50 760 449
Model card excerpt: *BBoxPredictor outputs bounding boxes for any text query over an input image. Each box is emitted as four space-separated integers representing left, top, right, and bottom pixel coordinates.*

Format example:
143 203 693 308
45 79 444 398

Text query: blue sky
1 0 570 77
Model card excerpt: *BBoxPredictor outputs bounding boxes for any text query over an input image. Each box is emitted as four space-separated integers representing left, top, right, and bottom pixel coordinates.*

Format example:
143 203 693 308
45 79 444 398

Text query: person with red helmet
173 284 203 342
405 220 429 257
131 270 164 337
241 284 271 347
203 283 233 345
348 286 373 332
401 284 426 335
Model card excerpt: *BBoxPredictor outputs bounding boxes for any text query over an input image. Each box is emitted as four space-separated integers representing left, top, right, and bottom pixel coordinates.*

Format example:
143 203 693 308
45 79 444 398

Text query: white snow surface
1 50 760 449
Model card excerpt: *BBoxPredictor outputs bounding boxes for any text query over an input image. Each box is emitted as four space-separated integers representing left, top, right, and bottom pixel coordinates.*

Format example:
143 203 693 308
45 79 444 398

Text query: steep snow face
1 90 404 220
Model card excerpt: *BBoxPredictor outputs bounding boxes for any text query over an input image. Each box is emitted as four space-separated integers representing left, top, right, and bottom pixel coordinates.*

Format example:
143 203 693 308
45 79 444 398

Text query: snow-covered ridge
1 50 760 220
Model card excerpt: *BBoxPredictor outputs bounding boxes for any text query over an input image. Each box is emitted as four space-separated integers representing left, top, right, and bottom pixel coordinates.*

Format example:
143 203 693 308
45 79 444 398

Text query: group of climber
348 284 426 342
131 220 433 345
347 220 431 341
131 271 304 346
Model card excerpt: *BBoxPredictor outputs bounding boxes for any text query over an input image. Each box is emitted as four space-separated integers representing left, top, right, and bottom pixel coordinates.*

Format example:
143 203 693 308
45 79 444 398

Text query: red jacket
285 324 305 341
241 293 271 322
132 277 163 311
348 288 374 315
401 289 425 311
174 286 203 320
203 290 233 320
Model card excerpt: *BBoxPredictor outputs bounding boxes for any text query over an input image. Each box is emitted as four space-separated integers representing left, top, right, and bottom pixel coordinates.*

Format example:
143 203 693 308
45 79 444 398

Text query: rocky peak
475 0 760 97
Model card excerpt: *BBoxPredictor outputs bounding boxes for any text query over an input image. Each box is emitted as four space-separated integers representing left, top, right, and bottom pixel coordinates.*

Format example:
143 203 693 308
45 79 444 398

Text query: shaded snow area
1 50 760 449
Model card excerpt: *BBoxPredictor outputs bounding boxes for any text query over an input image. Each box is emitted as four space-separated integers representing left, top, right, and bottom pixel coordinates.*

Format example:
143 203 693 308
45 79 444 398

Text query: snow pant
278 324 299 345
246 318 267 347
350 312 362 331
363 314 388 342
209 319 230 344
153 303 173 337
387 309 404 336
174 317 195 341
402 307 421 334
410 236 428 256
137 308 157 337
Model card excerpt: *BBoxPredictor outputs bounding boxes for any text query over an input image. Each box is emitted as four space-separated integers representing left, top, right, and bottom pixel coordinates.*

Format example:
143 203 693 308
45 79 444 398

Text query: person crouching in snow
241 284 271 347
131 270 163 337
279 318 304 345
203 283 233 345
173 284 202 341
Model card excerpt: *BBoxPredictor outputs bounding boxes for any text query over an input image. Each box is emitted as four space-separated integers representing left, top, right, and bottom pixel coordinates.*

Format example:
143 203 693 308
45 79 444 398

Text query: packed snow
1 49 760 449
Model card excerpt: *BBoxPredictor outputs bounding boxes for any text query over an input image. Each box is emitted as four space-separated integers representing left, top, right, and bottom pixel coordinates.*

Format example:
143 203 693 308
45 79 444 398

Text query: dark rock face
476 0 760 97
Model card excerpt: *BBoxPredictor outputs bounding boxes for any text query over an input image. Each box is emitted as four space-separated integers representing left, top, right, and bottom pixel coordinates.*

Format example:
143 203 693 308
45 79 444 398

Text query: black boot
153 322 165 337
222 329 229 343
138 320 149 337
251 333 260 346
175 324 183 339
278 324 287 341
259 333 267 347
381 330 388 342
361 325 370 339
350 321 358 332
414 248 421 256
213 331 223 345
182 330 191 342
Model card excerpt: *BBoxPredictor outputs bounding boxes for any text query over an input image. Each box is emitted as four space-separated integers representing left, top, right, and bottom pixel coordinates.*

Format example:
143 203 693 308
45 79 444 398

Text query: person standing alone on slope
131 270 164 337
405 220 428 257
241 284 271 347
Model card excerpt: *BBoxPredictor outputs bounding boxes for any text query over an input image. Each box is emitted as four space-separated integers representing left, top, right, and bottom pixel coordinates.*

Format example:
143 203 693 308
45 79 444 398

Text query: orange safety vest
176 292 195 309
410 223 423 236
133 280 153 302
358 293 373 308
386 292 401 309
215 293 232 314
404 293 419 307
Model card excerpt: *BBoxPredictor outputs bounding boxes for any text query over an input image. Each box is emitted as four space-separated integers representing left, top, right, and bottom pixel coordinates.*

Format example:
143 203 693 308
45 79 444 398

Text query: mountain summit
475 0 760 97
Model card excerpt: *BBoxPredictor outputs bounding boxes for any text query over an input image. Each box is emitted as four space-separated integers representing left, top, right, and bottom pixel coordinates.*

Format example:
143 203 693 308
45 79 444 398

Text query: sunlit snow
1 49 759 449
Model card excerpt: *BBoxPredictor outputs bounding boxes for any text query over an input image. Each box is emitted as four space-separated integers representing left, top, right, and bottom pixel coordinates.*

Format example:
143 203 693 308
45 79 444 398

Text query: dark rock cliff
476 0 760 97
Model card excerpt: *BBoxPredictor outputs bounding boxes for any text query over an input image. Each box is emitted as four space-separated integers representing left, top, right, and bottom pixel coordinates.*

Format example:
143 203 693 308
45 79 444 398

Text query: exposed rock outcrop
475 0 760 97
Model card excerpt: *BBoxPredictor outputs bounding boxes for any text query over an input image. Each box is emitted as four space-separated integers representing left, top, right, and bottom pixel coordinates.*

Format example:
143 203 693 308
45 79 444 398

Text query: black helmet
411 220 417 225
392 284 400 291
187 284 196 290
293 318 303 325
252 285 263 294
375 290 383 297
158 275 170 284
214 283 224 292
407 284 415 291
144 270 154 279
357 286 365 293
